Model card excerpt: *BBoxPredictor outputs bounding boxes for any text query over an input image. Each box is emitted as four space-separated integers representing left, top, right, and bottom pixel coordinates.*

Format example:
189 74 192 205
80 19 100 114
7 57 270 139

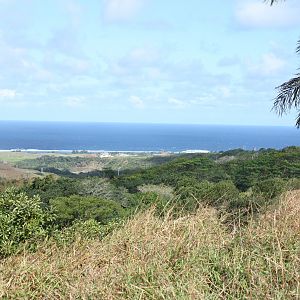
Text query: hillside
0 147 299 299
0 162 38 181
0 191 299 299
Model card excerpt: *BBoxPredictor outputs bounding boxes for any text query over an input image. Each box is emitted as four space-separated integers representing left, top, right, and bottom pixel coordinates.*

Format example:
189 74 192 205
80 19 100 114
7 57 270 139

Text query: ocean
0 121 299 152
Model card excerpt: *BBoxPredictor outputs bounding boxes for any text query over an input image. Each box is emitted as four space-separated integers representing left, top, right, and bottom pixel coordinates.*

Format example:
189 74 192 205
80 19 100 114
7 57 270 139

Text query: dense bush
22 175 80 204
126 191 171 215
54 219 121 246
175 180 240 210
0 189 54 257
115 147 300 192
138 184 174 201
50 195 126 227
253 178 287 199
78 178 130 207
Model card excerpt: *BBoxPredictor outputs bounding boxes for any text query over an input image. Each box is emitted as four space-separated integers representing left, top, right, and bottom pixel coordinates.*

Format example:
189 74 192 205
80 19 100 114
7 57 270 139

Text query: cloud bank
104 0 146 22
236 0 300 28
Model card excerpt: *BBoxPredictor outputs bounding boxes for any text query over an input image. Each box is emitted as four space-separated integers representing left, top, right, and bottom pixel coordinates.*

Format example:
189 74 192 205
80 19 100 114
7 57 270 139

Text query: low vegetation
0 147 299 298
0 191 299 299
16 153 169 174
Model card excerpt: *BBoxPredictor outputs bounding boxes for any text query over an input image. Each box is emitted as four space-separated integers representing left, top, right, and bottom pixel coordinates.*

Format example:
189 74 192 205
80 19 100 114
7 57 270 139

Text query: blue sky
0 0 299 125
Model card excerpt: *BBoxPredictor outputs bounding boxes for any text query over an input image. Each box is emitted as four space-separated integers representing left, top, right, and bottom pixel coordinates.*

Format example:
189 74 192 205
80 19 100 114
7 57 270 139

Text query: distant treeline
114 147 300 192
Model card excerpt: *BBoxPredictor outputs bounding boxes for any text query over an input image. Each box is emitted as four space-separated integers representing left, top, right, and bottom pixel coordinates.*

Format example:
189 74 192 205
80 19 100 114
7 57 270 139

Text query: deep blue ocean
0 121 299 152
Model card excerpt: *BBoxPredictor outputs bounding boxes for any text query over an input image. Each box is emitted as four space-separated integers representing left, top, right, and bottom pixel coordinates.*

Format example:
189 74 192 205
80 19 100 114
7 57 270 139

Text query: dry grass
0 191 299 299
0 163 38 181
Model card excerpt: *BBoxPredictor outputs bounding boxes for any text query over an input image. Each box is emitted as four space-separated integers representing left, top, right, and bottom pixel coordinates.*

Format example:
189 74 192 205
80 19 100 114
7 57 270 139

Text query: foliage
16 153 162 174
0 144 299 298
0 178 8 192
175 180 240 212
50 195 125 227
253 177 287 199
78 178 130 207
53 219 121 246
1 191 299 299
1 147 298 260
287 177 300 190
138 184 174 201
0 189 54 257
127 191 172 216
22 175 80 204
115 147 300 192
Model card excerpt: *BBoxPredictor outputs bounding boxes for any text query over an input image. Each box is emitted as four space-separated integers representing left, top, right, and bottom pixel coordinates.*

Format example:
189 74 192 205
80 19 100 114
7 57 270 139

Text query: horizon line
0 120 295 128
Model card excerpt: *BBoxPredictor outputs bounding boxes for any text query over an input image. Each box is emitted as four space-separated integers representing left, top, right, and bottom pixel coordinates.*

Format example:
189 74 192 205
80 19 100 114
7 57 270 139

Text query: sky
0 0 300 126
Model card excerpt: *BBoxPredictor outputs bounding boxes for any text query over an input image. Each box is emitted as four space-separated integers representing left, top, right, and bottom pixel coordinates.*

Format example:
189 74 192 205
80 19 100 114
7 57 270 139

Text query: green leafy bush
253 178 287 199
50 195 125 227
127 191 171 215
22 175 80 204
54 219 121 246
175 180 239 210
0 189 54 257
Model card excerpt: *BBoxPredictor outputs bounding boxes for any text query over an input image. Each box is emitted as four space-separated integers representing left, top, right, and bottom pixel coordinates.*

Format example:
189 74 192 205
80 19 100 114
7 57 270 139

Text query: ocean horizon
0 121 299 152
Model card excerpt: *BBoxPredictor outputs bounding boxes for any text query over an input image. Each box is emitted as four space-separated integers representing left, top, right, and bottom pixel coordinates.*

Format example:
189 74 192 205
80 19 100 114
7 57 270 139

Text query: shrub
207 180 240 206
128 191 171 216
253 178 287 199
22 175 80 204
175 180 239 210
50 195 125 227
287 178 300 190
78 178 130 207
54 219 121 246
0 188 54 257
137 184 174 200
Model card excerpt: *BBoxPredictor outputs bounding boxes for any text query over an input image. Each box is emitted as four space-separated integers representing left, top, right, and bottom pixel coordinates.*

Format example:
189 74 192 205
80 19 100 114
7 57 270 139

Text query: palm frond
266 0 300 127
274 75 300 127
268 0 285 5
296 39 300 54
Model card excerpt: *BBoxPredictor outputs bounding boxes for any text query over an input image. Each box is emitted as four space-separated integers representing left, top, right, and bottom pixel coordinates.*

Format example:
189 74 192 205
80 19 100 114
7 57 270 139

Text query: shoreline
0 149 211 154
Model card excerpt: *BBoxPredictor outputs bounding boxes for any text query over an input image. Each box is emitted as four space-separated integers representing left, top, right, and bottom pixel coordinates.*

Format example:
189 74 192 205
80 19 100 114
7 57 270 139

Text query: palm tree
269 0 300 127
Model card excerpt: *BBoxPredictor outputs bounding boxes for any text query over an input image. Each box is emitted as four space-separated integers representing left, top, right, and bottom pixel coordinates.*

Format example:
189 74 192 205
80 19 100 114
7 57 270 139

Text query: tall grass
0 191 299 299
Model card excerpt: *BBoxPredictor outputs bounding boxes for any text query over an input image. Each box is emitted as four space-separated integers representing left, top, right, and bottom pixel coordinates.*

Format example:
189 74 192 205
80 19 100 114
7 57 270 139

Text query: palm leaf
274 75 300 127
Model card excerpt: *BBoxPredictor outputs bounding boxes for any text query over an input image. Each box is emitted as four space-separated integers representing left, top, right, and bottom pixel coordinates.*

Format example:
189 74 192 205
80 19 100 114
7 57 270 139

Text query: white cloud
65 0 83 25
218 56 240 67
247 53 286 76
236 1 300 28
127 47 160 65
0 89 27 107
110 46 163 79
0 89 17 98
104 0 145 22
129 95 145 108
65 96 85 108
168 97 187 109
218 86 232 98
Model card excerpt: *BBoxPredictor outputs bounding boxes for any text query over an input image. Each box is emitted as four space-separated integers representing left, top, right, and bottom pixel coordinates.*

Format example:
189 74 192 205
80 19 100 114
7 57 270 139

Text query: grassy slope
0 152 45 164
0 191 299 299
11 153 176 173
0 163 39 181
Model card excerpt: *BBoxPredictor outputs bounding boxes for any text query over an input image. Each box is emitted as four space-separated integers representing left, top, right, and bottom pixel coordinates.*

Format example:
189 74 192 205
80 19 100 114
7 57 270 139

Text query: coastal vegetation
0 147 299 298
15 153 168 174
